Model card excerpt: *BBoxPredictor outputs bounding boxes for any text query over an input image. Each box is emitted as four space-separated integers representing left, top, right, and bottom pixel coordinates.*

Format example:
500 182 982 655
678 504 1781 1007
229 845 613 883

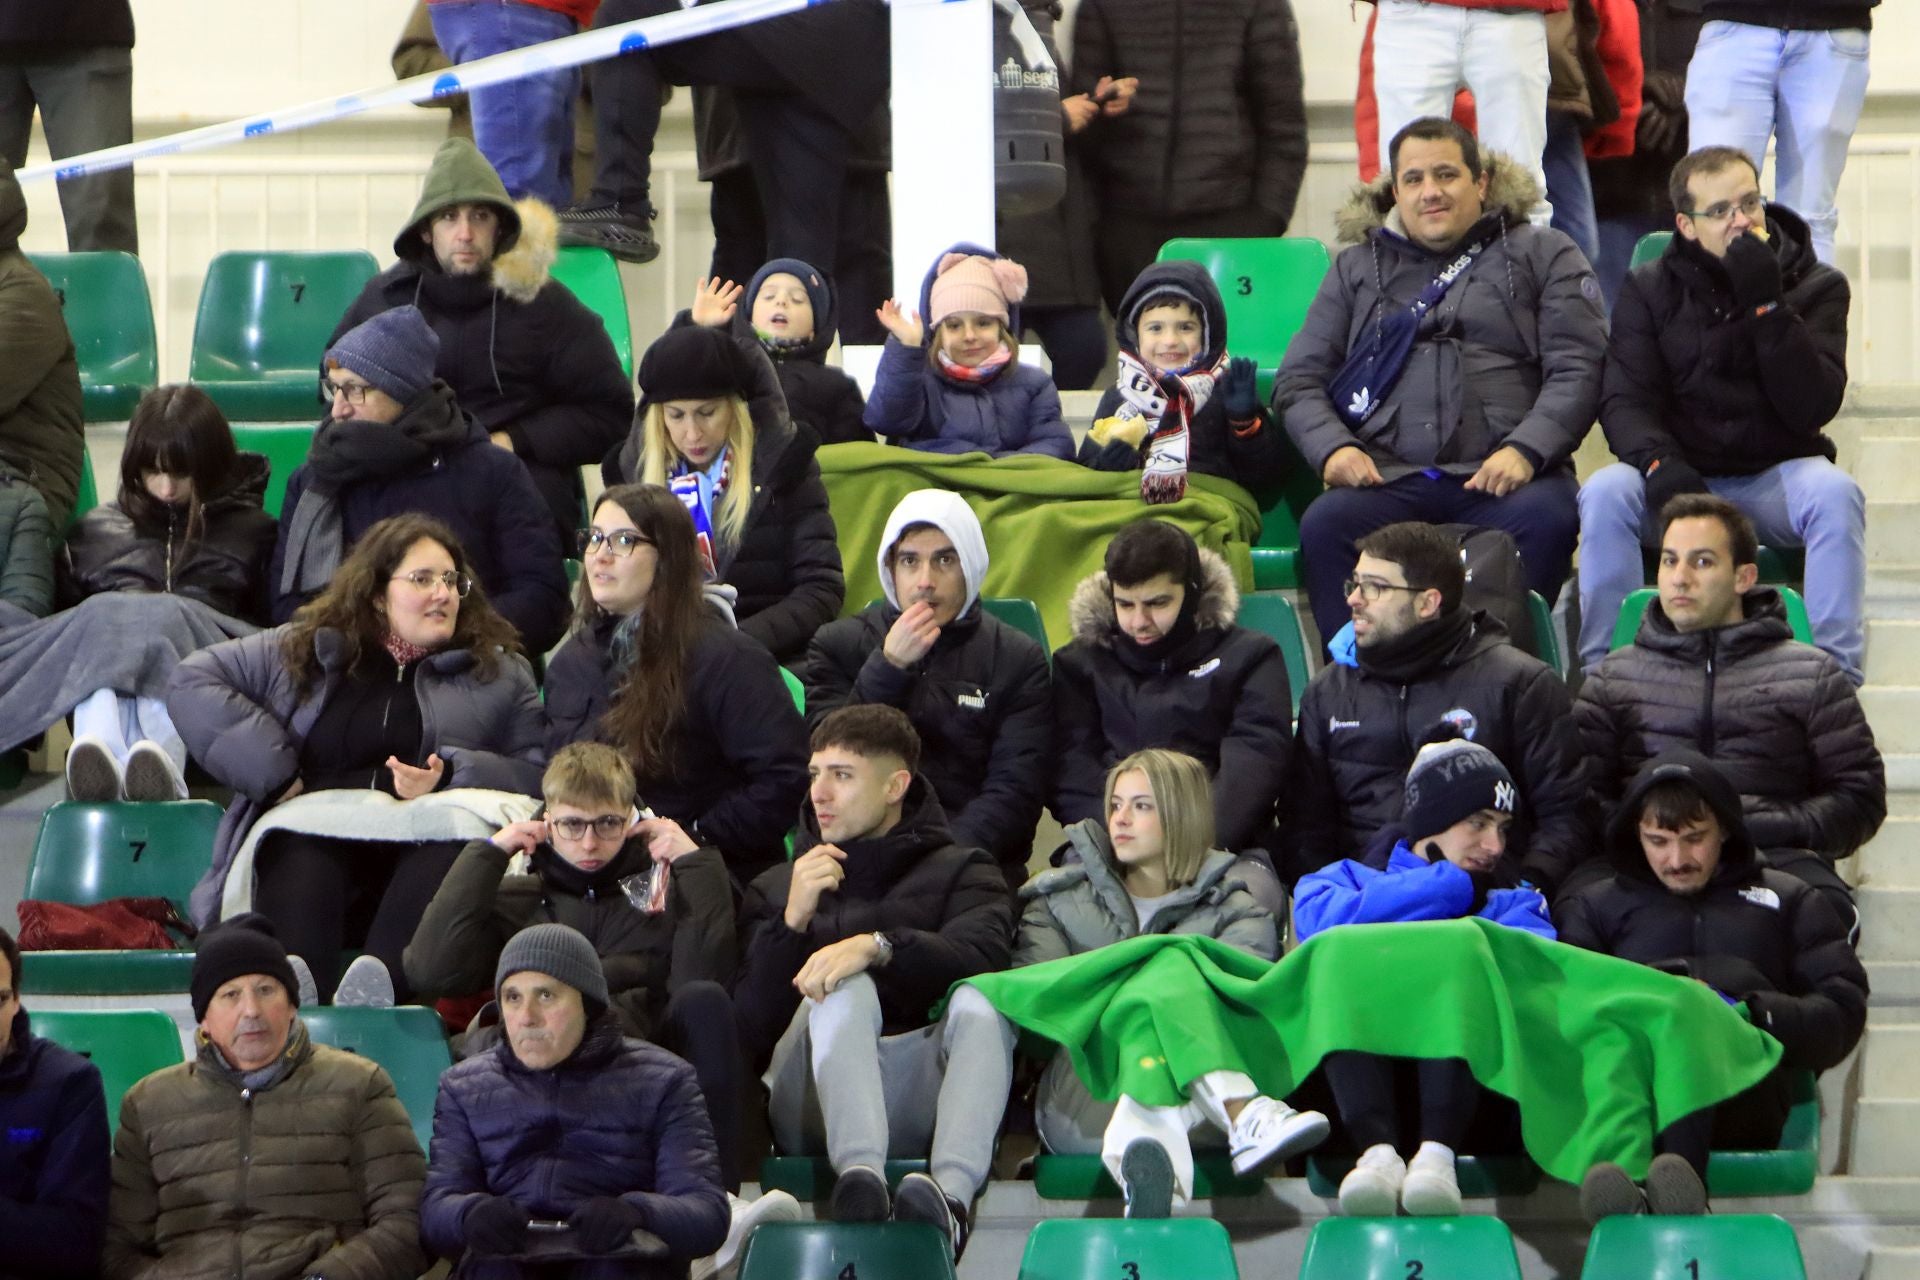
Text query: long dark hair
281 513 521 696
119 385 240 546
584 484 708 778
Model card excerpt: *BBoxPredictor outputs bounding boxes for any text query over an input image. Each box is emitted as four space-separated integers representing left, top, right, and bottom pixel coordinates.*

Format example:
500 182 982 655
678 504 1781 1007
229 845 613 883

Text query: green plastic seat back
229 423 318 518
189 251 380 383
781 667 805 713
25 801 225 911
27 250 158 421
1298 1217 1524 1280
1580 1214 1807 1280
738 1223 955 1280
1155 237 1332 391
550 246 633 378
1018 1217 1238 1280
69 440 101 531
982 596 1050 654
1527 590 1563 675
1234 591 1310 717
1708 1070 1818 1196
299 1006 453 1154
30 1008 184 1134
1631 232 1674 268
1612 587 1813 651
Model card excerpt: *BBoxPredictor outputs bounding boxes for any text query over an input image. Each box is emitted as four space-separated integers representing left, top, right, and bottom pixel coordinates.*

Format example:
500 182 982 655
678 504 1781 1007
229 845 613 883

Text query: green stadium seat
781 667 806 713
981 596 1050 655
30 1008 184 1133
188 251 381 422
1155 237 1332 400
28 250 157 421
1018 1218 1238 1280
738 1222 954 1280
19 801 224 997
300 1006 453 1154
69 441 101 532
229 423 318 519
1298 1216 1524 1280
757 1157 927 1201
1527 590 1563 675
1709 1070 1819 1197
1631 232 1674 269
1611 586 1813 651
1235 591 1311 716
1579 1214 1807 1280
1306 1151 1542 1199
550 246 634 378
1032 1152 1264 1200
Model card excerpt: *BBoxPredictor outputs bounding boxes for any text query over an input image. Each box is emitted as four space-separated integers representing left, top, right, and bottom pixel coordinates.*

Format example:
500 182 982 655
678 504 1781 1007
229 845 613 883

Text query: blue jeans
1544 110 1599 267
1685 21 1871 264
1575 459 1865 683
429 0 580 208
1594 212 1665 313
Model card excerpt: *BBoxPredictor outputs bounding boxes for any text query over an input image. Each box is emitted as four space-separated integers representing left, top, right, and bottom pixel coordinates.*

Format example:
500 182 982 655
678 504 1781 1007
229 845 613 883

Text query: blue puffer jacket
420 1016 729 1279
1294 838 1555 942
863 242 1073 460
0 1007 110 1279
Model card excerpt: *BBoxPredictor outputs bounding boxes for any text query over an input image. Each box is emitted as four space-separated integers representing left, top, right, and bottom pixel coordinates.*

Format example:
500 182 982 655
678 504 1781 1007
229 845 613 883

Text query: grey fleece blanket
0 594 255 752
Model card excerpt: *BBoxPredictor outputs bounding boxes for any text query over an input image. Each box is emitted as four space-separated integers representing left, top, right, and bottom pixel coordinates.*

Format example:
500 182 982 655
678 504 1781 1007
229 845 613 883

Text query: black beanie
191 913 300 1022
1402 724 1519 843
637 325 752 411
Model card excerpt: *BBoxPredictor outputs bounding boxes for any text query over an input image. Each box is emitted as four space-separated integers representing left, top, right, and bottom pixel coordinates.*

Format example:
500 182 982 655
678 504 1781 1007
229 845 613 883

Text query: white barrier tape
17 0 835 184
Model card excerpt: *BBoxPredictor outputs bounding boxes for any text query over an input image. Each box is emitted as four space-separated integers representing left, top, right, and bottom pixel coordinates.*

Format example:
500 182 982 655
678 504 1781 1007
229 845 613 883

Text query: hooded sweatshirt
802 490 1052 875
0 162 84 529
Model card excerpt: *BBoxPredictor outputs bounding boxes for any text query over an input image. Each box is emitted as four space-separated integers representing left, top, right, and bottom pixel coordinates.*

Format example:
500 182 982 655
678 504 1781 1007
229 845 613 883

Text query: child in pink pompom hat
864 243 1074 461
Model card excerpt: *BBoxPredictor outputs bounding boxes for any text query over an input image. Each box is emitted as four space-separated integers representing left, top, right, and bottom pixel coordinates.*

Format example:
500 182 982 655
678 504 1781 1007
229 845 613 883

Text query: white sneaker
332 955 395 1008
1228 1096 1331 1176
693 1190 802 1279
1401 1142 1463 1216
124 740 188 802
65 735 124 802
1338 1144 1407 1217
287 955 320 1007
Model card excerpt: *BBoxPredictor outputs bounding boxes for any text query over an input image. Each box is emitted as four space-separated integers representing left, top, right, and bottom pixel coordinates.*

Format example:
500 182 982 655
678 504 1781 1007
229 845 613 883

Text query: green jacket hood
0 159 24 249
397 136 521 264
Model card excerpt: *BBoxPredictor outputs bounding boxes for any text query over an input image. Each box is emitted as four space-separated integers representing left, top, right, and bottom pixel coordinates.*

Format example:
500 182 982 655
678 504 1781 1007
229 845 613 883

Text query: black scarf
1355 604 1475 684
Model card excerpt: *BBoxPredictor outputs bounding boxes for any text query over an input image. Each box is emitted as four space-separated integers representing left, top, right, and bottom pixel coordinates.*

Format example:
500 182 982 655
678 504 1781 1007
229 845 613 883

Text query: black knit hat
1402 724 1519 843
191 913 299 1022
636 325 752 411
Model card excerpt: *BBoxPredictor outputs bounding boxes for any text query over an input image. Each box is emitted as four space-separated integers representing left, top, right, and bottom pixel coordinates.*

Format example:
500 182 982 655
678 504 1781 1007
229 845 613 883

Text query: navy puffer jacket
0 1007 110 1279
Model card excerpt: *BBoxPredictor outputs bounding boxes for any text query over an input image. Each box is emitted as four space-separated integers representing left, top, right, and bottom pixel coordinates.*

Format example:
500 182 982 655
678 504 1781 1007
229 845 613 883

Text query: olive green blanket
816 443 1261 652
961 921 1784 1181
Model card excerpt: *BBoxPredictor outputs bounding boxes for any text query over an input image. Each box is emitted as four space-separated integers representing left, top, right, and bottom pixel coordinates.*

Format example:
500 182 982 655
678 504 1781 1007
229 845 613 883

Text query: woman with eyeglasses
271 305 571 656
604 284 845 664
0 384 276 801
169 513 546 1004
546 483 810 884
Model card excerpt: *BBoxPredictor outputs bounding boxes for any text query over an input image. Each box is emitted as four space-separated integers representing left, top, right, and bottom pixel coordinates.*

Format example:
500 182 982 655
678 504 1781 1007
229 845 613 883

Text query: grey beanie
1403 726 1518 842
495 923 609 1014
324 304 440 406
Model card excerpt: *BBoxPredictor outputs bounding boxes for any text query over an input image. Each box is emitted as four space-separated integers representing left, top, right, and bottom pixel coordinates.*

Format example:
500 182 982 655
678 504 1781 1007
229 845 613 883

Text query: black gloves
1221 356 1261 420
1637 70 1687 156
1722 232 1783 311
568 1197 648 1254
1643 454 1710 527
463 1196 530 1257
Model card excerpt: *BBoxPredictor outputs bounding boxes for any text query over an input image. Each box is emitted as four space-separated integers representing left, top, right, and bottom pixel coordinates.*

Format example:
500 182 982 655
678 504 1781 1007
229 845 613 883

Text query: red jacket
429 0 600 24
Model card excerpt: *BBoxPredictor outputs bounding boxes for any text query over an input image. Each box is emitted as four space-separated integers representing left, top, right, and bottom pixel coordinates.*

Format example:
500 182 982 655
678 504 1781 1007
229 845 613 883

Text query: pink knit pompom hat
927 252 1028 326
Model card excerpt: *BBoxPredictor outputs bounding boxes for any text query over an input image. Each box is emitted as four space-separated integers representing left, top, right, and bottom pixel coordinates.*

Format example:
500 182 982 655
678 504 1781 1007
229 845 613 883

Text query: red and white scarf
1112 349 1227 504
935 342 1015 384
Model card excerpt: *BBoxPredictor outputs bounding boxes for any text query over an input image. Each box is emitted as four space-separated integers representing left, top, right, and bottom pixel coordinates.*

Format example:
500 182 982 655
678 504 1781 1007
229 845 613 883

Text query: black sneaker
556 202 660 263
1121 1138 1175 1219
828 1165 890 1223
891 1172 970 1260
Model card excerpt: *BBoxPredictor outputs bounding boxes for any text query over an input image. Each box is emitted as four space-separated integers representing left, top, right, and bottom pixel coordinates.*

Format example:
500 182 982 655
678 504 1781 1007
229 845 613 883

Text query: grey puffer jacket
1016 821 1280 966
168 626 546 924
1275 156 1606 480
1575 588 1884 862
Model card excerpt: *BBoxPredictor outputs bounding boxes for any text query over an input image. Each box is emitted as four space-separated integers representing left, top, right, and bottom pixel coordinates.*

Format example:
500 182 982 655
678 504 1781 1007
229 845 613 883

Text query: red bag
16 897 195 951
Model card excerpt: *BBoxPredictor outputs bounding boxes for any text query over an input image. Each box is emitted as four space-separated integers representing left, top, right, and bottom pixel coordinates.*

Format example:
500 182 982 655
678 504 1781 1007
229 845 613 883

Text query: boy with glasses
1576 144 1860 682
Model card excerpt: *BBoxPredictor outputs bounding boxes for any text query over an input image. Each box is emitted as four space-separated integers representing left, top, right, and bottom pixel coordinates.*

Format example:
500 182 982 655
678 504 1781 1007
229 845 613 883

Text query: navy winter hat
191 913 299 1022
325 305 440 407
1402 724 1518 842
748 258 833 335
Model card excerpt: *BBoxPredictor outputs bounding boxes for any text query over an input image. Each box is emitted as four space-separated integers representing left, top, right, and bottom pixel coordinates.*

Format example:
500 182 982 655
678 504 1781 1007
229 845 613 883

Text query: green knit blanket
816 443 1261 652
961 921 1784 1181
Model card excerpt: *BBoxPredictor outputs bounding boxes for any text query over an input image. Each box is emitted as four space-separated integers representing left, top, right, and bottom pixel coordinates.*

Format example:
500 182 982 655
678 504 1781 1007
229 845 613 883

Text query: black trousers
1094 204 1288 317
1656 1066 1795 1177
1322 1052 1520 1154
1021 305 1110 391
707 166 893 345
252 834 465 1003
655 980 746 1193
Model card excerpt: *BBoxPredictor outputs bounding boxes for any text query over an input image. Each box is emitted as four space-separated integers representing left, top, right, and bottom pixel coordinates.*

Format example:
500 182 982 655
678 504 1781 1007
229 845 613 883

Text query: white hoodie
874 488 991 618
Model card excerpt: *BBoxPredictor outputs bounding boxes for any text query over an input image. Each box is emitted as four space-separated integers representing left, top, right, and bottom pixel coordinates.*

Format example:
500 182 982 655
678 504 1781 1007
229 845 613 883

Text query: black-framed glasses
1343 577 1423 603
577 529 652 558
549 814 628 841
322 377 375 405
1681 193 1765 223
390 569 472 597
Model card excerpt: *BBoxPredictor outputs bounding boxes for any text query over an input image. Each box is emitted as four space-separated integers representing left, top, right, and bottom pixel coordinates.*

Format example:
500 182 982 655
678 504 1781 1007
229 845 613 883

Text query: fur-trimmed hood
1333 150 1544 247
1067 547 1239 648
487 198 558 304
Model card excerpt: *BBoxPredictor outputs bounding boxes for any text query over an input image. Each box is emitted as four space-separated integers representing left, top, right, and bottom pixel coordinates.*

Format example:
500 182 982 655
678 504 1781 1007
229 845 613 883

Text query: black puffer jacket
1285 607 1593 894
1554 752 1868 1074
1602 205 1848 478
0 1008 110 1280
727 298 869 447
543 613 810 884
734 781 1014 1065
1576 588 1884 861
59 452 277 624
805 603 1052 875
1070 0 1307 223
1052 550 1292 853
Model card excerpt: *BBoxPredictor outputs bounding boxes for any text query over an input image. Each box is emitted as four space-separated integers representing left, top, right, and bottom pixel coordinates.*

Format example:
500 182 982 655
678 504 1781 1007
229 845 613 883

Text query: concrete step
1850 1099 1920 1175
1853 437 1920 499
1855 818 1920 888
1890 790 1920 820
1869 620 1920 683
1883 755 1920 795
1870 502 1920 563
1863 1025 1920 1098
1859 688 1920 752
1859 888 1920 962
1843 384 1920 417
1868 961 1920 1009
1868 1247 1920 1280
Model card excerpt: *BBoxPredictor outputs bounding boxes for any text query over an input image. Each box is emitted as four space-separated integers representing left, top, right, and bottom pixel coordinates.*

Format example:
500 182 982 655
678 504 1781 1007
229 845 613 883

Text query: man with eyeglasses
1576 144 1860 684
1285 521 1594 895
273 303 571 654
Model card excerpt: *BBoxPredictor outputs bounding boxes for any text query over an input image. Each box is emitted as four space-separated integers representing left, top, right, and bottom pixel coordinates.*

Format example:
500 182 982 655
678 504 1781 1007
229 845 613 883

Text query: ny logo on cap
1493 780 1517 813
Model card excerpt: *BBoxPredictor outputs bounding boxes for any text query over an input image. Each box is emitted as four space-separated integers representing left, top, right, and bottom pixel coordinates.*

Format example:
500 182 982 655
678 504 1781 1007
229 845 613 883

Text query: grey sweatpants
763 977 1015 1203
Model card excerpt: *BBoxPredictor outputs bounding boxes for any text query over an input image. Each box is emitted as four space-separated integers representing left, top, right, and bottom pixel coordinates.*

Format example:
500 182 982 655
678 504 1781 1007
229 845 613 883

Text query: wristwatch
869 931 895 967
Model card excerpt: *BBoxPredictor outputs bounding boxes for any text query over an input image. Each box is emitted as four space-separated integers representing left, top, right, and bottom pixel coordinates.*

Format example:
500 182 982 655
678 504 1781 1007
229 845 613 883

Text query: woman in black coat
546 483 810 885
606 281 845 665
